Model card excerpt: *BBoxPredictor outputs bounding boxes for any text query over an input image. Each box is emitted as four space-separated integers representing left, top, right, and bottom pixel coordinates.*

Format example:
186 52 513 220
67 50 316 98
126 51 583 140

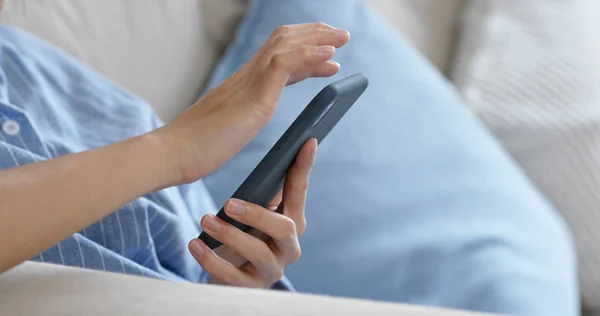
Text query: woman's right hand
152 22 350 185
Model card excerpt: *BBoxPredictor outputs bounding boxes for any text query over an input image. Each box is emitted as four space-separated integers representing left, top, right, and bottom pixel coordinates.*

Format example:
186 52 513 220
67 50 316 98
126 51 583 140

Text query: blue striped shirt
0 25 219 282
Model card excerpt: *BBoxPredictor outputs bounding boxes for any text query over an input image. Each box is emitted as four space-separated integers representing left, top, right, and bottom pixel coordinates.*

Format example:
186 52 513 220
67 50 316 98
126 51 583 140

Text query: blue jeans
200 1 579 315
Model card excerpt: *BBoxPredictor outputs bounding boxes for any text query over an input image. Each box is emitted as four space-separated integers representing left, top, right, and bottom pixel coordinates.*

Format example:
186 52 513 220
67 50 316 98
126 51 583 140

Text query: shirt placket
0 101 50 159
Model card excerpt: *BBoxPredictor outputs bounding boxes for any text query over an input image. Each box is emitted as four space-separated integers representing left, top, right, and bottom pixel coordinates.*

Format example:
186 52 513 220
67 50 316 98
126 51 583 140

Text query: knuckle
313 27 327 35
300 46 313 58
315 21 331 29
273 25 290 37
248 243 278 276
289 180 309 193
269 54 287 70
290 245 302 263
272 35 287 47
279 217 298 240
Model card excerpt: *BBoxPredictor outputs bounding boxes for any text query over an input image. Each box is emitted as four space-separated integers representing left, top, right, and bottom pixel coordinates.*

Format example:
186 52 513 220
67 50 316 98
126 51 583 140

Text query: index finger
248 22 336 68
281 138 318 235
264 22 336 47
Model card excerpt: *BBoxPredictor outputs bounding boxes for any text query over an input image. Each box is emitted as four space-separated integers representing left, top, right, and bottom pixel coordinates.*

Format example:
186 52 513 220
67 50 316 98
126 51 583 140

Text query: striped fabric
451 0 600 312
0 24 295 291
0 25 216 283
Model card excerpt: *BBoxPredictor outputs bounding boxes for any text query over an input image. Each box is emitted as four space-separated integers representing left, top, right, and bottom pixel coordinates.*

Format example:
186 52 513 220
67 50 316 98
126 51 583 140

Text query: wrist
133 132 183 189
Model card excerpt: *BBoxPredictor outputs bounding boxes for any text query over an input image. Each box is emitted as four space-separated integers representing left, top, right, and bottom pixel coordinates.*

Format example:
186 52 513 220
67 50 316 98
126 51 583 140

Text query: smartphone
199 73 369 250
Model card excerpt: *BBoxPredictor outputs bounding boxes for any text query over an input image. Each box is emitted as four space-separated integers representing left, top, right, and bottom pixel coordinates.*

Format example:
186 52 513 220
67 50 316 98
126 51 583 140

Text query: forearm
0 133 178 272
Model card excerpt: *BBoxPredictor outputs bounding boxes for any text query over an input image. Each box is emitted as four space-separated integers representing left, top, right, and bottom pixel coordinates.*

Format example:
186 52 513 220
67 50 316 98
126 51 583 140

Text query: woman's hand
152 22 349 185
188 139 317 288
0 22 344 275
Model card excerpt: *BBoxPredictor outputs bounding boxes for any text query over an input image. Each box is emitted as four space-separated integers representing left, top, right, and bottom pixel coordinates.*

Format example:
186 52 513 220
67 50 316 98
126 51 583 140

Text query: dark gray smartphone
198 73 369 249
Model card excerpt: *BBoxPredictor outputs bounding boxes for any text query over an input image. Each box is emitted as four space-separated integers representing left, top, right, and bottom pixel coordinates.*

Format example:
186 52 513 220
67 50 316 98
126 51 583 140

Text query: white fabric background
0 0 461 121
451 0 600 312
1 0 241 122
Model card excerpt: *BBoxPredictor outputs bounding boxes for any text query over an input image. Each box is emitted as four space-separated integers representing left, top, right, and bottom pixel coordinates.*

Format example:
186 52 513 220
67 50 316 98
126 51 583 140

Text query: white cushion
366 0 464 74
203 0 249 56
0 262 488 316
451 0 600 311
0 0 244 122
0 0 461 122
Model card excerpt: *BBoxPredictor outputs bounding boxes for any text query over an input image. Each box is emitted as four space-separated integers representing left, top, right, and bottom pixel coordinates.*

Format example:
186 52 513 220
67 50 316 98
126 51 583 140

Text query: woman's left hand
188 139 317 288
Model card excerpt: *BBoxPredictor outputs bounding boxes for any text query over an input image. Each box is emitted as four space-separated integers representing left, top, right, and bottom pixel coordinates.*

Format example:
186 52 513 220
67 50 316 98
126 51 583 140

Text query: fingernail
329 60 340 67
311 139 318 159
317 45 335 53
204 215 222 232
226 198 246 216
190 240 205 256
335 29 350 37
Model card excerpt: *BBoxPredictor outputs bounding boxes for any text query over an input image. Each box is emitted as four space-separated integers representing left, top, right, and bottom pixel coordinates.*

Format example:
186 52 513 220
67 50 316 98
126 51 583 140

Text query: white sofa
0 261 491 316
2 0 599 314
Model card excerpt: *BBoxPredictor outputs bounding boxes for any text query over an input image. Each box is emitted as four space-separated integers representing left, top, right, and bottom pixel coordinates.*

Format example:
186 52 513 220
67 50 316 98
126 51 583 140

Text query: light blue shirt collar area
0 25 216 283
0 101 49 158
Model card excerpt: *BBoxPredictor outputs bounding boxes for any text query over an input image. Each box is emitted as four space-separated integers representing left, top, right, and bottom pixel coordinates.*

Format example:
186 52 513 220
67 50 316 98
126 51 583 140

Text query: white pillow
451 0 600 312
1 0 244 122
203 0 248 56
366 0 464 74
1 0 460 121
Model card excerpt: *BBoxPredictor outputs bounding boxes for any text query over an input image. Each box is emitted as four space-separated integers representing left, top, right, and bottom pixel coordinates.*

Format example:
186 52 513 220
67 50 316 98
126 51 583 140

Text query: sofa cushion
451 0 600 312
203 0 249 57
0 0 461 122
0 0 244 122
365 0 464 74
0 262 490 316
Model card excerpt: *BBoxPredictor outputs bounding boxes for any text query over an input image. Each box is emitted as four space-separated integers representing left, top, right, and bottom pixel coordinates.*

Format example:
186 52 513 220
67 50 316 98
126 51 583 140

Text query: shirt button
2 120 21 136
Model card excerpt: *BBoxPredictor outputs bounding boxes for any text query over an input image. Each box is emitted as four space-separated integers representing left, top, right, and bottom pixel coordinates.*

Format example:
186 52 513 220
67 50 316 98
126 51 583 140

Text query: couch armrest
0 262 492 316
